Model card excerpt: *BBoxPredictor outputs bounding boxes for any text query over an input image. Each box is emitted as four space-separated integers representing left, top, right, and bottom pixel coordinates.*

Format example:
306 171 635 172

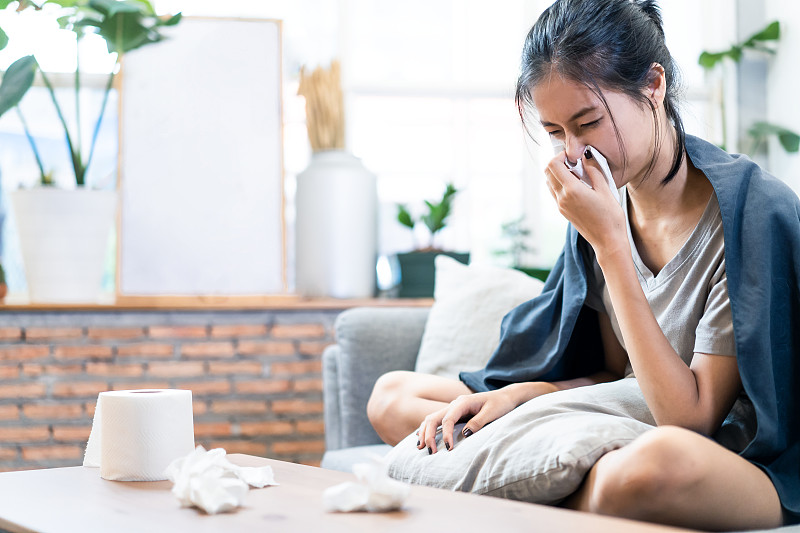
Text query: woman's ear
645 62 666 106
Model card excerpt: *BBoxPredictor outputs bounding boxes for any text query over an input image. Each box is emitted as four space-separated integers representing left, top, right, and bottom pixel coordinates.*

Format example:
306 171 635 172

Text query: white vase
295 150 377 298
11 188 118 303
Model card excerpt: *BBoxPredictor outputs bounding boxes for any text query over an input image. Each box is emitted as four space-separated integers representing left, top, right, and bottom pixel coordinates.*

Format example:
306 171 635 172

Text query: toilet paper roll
83 389 195 481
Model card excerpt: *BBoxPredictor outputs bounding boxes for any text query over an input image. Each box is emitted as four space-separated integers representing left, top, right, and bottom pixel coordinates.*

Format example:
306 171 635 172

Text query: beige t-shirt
584 187 735 377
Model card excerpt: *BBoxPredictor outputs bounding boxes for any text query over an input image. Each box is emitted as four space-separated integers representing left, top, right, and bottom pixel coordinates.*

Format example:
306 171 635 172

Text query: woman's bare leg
367 370 472 445
563 425 784 531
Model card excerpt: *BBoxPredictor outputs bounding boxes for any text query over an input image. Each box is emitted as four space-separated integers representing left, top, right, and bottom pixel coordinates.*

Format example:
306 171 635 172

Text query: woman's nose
564 137 586 166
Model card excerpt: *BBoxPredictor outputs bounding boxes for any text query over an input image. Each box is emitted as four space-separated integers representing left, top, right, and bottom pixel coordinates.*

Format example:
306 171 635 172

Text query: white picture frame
117 17 286 304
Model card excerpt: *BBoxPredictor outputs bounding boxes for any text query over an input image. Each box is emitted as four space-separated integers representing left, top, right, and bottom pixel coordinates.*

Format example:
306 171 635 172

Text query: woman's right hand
416 384 553 454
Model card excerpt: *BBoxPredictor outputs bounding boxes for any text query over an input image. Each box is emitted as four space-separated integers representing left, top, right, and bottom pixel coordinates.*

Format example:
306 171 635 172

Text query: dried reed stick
297 60 345 152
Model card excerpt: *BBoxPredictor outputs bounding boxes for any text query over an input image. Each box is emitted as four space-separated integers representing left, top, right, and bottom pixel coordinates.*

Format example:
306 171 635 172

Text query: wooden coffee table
0 454 692 532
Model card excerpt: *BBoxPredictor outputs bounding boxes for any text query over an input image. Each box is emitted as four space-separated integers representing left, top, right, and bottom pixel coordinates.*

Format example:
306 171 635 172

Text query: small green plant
396 182 458 251
0 0 181 186
493 216 534 268
699 20 800 155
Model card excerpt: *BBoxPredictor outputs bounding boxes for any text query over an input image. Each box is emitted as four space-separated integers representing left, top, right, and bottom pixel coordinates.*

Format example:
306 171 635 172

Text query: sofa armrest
323 306 430 451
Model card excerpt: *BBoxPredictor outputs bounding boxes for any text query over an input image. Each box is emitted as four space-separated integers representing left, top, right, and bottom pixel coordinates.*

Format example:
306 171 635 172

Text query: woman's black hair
516 0 685 185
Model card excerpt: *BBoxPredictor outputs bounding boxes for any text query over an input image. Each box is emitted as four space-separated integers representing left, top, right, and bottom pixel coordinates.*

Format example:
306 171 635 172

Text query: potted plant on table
493 216 551 283
0 0 180 302
395 182 469 298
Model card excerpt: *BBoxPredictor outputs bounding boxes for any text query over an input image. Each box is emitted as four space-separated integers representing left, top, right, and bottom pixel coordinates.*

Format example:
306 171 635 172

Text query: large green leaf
107 1 142 18
396 204 415 229
72 16 102 30
749 121 800 154
132 0 156 15
699 21 779 69
96 12 153 54
163 12 181 26
0 27 7 50
422 200 449 235
0 55 37 119
55 3 104 33
698 51 722 69
746 20 780 44
0 0 17 8
89 0 141 16
420 183 458 235
53 1 173 54
96 6 175 54
89 0 161 21
441 182 457 204
779 132 800 153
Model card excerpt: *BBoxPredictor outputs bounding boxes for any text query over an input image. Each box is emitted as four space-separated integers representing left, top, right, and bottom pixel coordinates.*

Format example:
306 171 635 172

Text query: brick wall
0 308 343 472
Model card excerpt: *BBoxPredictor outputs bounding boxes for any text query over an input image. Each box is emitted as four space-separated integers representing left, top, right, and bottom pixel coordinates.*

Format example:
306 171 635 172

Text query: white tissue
323 455 410 513
83 389 195 481
165 445 278 515
552 142 621 204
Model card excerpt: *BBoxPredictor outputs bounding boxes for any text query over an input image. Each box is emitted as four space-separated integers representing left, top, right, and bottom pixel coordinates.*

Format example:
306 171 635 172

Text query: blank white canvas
119 18 284 295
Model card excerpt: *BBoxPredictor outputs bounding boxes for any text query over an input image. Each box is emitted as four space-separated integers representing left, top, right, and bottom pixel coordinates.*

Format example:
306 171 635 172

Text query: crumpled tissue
165 445 278 514
552 142 621 204
322 455 410 513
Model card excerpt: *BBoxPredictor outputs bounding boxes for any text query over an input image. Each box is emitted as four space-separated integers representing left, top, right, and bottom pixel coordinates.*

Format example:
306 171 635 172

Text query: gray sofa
321 306 429 471
320 306 800 532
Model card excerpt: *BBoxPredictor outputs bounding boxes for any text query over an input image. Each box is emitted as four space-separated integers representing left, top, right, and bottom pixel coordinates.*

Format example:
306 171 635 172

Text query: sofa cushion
385 379 655 503
414 255 544 379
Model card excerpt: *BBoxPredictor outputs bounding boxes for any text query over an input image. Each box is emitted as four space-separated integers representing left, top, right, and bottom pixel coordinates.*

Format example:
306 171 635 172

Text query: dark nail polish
416 440 420 446
584 149 593 159
463 428 473 438
445 442 451 451
427 447 432 455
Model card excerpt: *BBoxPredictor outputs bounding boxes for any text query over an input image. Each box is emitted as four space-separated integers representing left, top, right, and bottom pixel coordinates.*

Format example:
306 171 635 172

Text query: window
341 0 552 266
0 0 731 296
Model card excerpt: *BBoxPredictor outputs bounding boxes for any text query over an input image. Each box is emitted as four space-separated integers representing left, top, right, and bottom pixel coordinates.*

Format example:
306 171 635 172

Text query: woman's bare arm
598 246 741 435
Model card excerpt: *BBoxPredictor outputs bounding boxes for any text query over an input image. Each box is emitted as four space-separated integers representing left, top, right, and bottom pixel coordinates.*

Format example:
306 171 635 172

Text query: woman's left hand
545 151 627 256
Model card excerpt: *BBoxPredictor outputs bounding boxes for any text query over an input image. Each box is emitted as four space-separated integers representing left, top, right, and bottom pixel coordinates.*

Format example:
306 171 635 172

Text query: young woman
366 0 800 530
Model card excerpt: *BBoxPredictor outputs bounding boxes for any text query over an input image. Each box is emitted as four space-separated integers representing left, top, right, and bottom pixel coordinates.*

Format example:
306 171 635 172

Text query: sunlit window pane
345 0 455 88
0 0 723 297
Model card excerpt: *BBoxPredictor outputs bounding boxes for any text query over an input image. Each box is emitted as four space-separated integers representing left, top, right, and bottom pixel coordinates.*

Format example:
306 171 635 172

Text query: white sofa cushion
414 255 544 379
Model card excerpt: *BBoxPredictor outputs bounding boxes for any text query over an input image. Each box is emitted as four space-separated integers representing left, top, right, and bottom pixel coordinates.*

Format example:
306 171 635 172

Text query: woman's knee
590 426 703 519
367 370 415 424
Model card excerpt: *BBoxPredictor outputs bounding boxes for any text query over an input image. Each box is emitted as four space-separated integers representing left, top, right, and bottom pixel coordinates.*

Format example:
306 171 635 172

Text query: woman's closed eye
580 118 602 130
546 118 601 139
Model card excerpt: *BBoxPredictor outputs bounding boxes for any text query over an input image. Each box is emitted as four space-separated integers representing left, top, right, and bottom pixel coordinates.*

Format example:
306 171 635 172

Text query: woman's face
531 74 657 187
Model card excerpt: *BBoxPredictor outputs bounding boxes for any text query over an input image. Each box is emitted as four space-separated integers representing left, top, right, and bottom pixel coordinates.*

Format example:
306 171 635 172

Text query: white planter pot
11 188 118 303
295 151 377 298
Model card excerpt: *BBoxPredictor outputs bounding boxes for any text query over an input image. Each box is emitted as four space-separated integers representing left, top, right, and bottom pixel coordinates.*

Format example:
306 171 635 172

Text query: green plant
493 216 534 268
0 0 181 186
396 182 458 251
699 20 800 155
